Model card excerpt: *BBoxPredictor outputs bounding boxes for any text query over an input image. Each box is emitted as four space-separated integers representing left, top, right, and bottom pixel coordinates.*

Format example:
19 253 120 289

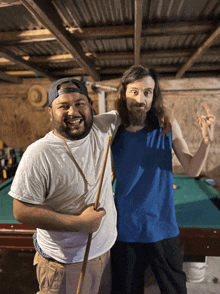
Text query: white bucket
183 258 207 283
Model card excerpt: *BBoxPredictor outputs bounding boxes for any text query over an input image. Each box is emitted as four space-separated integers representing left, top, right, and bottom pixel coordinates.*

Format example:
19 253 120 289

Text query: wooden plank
0 50 189 65
0 53 93 64
142 21 213 36
0 46 56 79
100 64 220 75
0 28 55 44
134 0 143 65
0 0 20 8
98 91 106 114
176 25 220 78
0 0 21 8
3 48 220 66
6 70 36 76
0 21 214 45
160 77 220 91
180 228 220 257
20 0 100 81
5 63 220 78
0 71 22 83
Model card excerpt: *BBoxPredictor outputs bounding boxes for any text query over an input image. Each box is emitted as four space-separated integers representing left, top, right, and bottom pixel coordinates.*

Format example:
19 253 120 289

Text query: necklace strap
63 138 96 187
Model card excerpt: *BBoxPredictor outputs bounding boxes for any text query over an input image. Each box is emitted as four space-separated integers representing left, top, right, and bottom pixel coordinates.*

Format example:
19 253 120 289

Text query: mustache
130 102 147 108
65 115 83 121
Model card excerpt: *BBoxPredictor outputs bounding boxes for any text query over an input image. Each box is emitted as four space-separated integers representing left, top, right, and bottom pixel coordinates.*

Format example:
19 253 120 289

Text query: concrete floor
186 256 220 294
0 250 38 294
0 250 220 293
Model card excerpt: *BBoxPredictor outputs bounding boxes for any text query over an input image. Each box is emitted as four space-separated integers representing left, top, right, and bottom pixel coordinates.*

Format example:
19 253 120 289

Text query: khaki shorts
34 251 111 294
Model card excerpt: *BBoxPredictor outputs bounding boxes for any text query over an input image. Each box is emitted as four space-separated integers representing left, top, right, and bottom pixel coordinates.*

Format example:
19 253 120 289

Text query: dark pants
111 235 187 294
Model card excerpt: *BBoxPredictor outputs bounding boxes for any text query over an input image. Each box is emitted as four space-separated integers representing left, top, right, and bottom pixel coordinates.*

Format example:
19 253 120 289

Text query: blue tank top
112 124 179 243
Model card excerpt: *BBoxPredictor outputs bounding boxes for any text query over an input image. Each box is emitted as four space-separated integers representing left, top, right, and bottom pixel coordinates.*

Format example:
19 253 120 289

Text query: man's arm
172 105 215 177
13 199 106 234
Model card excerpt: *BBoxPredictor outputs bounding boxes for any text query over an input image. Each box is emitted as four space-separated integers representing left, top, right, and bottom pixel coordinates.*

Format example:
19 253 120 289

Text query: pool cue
76 135 112 294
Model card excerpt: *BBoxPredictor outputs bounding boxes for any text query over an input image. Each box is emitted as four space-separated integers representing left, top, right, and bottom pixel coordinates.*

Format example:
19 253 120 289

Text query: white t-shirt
9 111 120 263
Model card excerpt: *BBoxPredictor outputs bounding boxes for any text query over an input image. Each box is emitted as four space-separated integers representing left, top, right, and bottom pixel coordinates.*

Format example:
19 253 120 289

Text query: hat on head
48 77 89 106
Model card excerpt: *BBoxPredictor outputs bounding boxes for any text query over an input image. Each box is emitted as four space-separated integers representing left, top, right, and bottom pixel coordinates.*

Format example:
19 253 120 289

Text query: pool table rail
180 227 220 261
0 223 35 250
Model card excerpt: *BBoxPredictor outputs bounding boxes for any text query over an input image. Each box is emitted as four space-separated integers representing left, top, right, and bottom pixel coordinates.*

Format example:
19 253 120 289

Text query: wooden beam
3 47 219 66
0 46 56 79
100 67 177 75
0 29 56 45
0 49 196 66
96 49 194 60
176 25 220 78
184 63 220 72
160 77 220 91
0 0 21 8
20 0 100 81
0 21 214 45
134 0 143 65
142 21 213 36
52 0 82 32
76 20 213 39
100 63 220 75
0 70 22 83
6 63 220 78
6 68 86 76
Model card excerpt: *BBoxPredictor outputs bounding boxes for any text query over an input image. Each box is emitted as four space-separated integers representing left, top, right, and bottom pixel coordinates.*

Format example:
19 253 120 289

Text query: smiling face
125 76 155 126
48 85 93 140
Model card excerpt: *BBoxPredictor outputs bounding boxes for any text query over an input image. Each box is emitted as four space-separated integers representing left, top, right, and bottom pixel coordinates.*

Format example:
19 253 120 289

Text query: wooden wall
160 78 220 183
0 79 52 150
0 77 219 183
0 78 99 150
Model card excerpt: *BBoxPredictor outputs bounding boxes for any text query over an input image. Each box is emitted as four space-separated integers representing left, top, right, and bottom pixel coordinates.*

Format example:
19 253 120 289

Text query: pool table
173 175 220 261
0 177 35 250
1 175 220 261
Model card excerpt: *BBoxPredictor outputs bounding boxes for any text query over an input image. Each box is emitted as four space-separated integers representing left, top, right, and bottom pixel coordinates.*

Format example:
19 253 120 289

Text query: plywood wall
159 78 220 182
163 90 219 182
0 77 219 183
0 78 98 150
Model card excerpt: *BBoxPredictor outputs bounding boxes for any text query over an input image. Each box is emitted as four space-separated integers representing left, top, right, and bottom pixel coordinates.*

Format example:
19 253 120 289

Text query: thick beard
128 105 147 126
52 109 93 140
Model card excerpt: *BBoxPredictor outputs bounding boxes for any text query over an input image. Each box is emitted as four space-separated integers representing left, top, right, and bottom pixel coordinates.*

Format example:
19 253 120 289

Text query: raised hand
196 104 215 144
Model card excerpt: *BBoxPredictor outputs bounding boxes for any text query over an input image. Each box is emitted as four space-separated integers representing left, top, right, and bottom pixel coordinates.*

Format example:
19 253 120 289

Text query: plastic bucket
183 258 207 283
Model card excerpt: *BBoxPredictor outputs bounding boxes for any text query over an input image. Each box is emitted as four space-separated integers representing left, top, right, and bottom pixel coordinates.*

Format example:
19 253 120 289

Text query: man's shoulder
93 110 120 128
25 132 50 150
94 110 119 122
92 110 121 138
23 132 58 161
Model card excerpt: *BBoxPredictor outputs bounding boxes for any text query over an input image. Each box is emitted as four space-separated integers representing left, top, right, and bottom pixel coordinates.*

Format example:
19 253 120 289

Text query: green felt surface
174 175 220 228
0 176 220 228
0 177 20 224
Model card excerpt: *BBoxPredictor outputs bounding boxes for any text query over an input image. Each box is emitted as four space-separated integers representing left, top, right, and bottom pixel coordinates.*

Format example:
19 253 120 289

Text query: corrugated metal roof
0 4 42 30
0 0 220 82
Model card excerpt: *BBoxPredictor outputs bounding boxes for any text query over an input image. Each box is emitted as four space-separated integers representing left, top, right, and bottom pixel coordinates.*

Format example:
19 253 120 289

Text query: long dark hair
116 65 165 128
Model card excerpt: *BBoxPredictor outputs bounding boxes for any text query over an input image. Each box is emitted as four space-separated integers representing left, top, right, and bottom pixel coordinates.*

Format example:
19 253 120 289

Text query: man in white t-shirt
9 78 121 294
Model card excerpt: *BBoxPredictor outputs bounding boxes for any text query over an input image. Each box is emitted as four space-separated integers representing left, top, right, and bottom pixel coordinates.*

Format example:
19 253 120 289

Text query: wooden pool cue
76 135 112 294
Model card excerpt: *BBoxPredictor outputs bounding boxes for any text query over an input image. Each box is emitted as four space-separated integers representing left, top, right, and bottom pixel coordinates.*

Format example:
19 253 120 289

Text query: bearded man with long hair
111 65 215 294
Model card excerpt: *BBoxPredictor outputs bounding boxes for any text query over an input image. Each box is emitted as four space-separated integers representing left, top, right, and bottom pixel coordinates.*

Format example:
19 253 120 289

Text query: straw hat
28 85 48 107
